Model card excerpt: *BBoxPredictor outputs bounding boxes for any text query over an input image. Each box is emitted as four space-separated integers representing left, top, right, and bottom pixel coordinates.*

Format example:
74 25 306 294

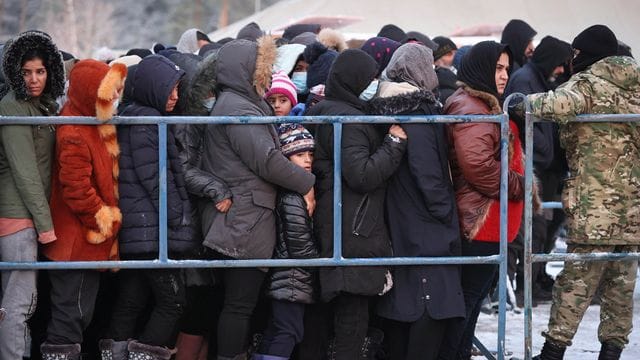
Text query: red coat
444 84 525 242
42 60 126 261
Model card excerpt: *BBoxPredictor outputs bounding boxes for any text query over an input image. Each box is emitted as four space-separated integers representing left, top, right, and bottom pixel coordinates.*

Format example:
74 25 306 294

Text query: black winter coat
436 66 458 104
504 62 559 172
267 190 318 304
118 55 198 258
308 50 405 301
368 85 466 322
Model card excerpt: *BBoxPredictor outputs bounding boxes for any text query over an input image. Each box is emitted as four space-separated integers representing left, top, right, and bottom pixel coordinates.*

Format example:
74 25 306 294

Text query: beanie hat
277 123 315 157
377 24 407 43
290 32 317 46
433 36 458 61
571 25 618 73
237 22 264 42
265 71 297 106
361 37 402 77
404 31 438 51
283 24 321 40
304 41 338 89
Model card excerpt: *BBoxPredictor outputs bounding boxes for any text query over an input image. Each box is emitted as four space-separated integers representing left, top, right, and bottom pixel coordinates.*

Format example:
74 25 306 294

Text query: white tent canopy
209 0 639 54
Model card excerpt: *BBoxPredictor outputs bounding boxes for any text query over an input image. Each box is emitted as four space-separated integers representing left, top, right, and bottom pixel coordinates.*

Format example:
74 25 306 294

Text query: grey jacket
200 38 315 259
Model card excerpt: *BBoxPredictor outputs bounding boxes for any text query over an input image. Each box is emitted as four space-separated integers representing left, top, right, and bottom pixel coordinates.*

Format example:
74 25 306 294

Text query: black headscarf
531 36 572 78
571 25 618 74
500 19 536 67
458 41 512 98
325 49 378 110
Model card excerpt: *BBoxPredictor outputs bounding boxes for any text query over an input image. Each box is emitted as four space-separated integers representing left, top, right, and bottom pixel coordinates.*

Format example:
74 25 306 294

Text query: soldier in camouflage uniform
527 25 640 360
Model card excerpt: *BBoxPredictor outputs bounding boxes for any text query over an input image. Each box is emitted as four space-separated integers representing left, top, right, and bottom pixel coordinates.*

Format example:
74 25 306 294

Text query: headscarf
385 43 438 91
360 37 401 77
458 41 512 98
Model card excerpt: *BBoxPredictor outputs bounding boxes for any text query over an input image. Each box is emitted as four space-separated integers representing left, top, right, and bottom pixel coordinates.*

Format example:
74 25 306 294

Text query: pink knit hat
265 70 298 107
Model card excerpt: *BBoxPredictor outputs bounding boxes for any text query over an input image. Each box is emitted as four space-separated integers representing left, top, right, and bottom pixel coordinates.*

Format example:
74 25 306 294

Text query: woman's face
22 58 47 98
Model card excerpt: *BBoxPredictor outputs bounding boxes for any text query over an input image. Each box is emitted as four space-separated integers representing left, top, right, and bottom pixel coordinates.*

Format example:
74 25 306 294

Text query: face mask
202 97 216 112
359 80 379 101
291 72 308 94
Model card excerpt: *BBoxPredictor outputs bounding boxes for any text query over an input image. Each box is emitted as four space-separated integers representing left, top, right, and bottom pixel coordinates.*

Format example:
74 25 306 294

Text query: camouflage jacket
528 56 640 245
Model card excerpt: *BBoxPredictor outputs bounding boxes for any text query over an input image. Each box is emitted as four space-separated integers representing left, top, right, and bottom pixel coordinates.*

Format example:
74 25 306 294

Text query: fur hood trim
318 28 348 52
2 30 65 101
368 87 439 115
96 63 127 121
186 50 218 115
456 81 502 114
254 35 276 97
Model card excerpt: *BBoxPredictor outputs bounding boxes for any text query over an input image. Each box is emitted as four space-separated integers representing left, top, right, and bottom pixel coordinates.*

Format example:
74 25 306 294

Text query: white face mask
359 79 379 101
202 97 216 112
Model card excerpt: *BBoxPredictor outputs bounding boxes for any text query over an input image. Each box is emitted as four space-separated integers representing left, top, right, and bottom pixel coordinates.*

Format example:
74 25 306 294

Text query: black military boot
532 340 566 360
598 342 622 360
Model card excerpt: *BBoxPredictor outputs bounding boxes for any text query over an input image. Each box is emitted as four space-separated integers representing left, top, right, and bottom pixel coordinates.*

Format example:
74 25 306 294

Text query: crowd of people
0 18 638 360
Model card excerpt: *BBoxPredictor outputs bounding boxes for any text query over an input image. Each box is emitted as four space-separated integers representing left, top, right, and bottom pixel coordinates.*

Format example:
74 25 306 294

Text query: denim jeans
0 228 38 359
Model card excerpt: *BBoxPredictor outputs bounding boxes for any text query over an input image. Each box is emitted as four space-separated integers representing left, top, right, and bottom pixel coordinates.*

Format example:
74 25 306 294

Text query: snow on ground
474 260 640 359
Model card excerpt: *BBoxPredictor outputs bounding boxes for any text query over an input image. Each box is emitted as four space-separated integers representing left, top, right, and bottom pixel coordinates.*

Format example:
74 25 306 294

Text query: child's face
267 93 293 116
288 151 313 172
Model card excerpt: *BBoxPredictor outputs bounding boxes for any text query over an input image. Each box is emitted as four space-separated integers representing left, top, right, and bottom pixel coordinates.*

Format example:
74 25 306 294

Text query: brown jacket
444 84 525 240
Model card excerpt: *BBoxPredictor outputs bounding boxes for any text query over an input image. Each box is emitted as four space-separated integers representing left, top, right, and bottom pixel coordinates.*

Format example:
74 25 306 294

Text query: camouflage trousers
543 244 638 349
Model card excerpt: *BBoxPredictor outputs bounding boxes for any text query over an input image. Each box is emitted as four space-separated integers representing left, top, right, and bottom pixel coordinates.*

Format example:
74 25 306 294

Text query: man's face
435 50 456 68
524 40 535 59
165 84 179 112
495 52 510 96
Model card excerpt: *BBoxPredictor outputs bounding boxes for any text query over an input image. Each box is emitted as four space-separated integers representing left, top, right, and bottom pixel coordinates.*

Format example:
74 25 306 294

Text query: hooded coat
528 56 640 245
176 28 202 54
445 42 525 242
200 37 315 260
117 55 198 258
0 31 64 238
500 19 536 71
43 60 126 261
504 37 572 171
307 49 405 301
368 44 465 322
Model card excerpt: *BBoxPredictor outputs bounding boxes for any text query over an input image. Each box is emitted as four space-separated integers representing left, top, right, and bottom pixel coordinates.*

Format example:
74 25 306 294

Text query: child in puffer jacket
253 122 319 360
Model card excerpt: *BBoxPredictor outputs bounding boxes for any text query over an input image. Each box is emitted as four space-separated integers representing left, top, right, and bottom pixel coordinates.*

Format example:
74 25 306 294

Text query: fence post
158 123 168 262
497 106 511 360
523 98 535 360
332 122 343 260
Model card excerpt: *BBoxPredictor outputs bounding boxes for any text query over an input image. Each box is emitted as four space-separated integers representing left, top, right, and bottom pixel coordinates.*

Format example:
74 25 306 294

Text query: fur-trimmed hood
1 30 65 101
185 50 218 115
368 82 440 116
216 36 276 101
318 28 347 53
63 59 127 121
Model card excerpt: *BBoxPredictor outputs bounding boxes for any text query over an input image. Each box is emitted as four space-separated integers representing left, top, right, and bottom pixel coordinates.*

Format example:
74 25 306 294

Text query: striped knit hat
265 70 298 107
277 123 315 157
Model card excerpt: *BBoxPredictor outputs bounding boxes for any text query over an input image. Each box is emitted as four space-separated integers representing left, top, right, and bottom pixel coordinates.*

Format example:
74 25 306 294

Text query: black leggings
217 268 266 357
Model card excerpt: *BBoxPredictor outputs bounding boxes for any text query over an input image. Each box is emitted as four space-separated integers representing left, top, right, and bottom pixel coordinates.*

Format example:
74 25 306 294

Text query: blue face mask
291 72 308 94
359 80 379 101
202 97 216 112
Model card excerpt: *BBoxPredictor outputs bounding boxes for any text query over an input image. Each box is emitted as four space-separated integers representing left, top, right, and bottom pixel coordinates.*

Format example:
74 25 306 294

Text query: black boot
598 342 622 360
533 341 566 360
41 343 82 360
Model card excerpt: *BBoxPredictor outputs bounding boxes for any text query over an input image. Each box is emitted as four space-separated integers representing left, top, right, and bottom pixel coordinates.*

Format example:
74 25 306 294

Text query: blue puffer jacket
117 55 197 258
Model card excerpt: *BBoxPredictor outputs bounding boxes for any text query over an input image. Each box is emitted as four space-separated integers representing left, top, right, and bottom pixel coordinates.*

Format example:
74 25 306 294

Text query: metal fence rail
5 97 637 359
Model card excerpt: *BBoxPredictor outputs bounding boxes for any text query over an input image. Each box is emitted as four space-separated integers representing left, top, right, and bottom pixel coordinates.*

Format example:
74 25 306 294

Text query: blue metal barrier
1 110 516 359
522 105 640 360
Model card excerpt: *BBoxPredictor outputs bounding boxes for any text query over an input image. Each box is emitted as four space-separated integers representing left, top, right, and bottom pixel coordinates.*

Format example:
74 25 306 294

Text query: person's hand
290 103 306 116
216 198 232 213
389 124 407 140
303 187 316 217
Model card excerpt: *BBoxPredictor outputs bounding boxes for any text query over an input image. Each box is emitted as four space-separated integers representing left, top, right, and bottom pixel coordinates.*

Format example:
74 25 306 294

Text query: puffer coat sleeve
341 125 406 194
178 124 232 203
